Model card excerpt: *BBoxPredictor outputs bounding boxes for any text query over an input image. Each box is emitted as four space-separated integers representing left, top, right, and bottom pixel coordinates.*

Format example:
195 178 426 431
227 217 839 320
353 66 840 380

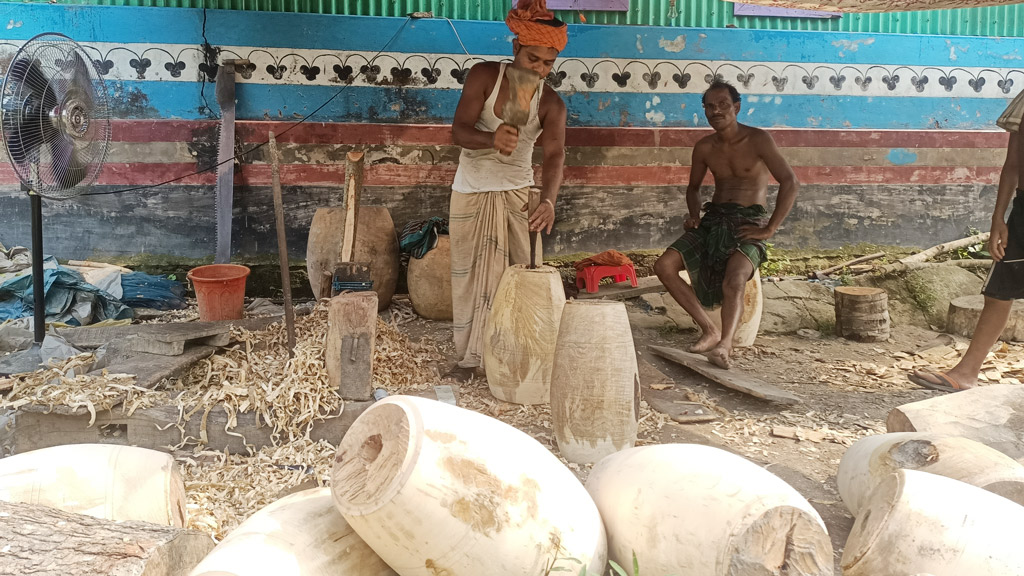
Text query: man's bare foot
689 331 721 354
705 346 731 370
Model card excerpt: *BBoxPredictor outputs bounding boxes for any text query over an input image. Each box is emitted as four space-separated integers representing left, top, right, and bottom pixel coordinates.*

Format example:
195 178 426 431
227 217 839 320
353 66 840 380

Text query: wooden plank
576 275 664 301
638 358 718 423
97 344 216 389
10 399 373 455
649 345 803 405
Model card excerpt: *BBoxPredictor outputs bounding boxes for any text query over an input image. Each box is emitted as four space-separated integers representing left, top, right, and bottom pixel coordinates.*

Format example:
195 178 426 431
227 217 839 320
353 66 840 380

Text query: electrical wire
82 16 411 197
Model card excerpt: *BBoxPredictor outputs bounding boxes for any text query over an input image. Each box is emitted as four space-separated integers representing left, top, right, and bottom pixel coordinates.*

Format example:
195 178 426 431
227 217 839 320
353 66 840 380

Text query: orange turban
506 0 568 53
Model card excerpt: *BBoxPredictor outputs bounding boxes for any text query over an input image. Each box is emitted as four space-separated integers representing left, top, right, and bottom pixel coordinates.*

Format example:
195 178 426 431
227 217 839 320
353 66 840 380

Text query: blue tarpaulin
0 264 133 325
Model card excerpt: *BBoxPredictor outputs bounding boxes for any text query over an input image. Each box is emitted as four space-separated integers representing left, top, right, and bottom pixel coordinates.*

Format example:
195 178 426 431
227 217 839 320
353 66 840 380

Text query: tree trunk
834 286 890 342
899 232 989 264
887 384 1024 463
947 294 1024 342
0 500 213 576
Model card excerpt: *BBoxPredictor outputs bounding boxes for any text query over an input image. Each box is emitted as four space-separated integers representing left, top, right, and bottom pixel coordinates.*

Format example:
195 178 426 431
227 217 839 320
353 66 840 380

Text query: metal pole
30 192 45 345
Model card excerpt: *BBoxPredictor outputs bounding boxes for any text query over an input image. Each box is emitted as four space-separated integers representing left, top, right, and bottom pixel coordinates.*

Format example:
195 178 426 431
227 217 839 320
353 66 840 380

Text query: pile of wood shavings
0 353 164 424
177 438 336 539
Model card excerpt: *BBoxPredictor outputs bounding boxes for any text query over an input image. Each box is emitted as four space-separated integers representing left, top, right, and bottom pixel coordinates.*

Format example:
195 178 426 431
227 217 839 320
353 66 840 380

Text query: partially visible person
909 88 1024 392
654 81 799 369
448 0 568 374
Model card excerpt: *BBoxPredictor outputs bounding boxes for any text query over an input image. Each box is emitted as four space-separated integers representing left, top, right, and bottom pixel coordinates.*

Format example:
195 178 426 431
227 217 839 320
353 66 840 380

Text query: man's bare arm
758 130 799 236
530 90 566 234
990 131 1020 261
685 142 710 227
452 64 503 151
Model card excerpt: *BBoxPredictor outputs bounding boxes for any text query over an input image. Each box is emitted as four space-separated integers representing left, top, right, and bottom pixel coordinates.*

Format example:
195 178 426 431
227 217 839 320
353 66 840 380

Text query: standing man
654 81 799 369
909 89 1024 392
449 0 568 374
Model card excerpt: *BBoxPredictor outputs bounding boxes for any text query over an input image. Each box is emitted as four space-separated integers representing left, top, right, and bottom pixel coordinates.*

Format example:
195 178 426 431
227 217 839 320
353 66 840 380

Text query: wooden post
0 500 213 576
327 291 377 401
834 286 890 342
340 151 364 264
528 188 540 268
269 132 296 356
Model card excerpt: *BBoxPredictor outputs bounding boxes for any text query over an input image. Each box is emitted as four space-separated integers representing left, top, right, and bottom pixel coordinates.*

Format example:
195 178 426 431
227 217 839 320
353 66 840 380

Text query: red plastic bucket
187 264 250 321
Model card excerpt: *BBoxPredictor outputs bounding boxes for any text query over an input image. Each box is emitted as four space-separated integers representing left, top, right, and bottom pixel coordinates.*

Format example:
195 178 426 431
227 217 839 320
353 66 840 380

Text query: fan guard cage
1 33 111 199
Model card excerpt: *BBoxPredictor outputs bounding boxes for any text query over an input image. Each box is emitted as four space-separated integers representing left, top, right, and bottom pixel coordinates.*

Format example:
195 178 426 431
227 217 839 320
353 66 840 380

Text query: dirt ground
399 298 1015 572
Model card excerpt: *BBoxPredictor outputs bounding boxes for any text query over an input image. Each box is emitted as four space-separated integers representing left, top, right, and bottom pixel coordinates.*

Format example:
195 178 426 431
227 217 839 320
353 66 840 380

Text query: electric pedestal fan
0 33 112 375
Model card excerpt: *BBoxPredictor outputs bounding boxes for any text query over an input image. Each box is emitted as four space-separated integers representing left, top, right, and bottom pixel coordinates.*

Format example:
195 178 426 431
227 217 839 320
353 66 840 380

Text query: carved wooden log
550 300 640 464
586 444 833 576
0 444 187 527
0 500 212 576
834 286 890 342
483 264 565 405
307 206 399 310
680 270 762 347
327 291 378 401
946 294 1024 342
407 235 453 321
887 384 1024 463
838 433 1024 516
331 395 607 576
189 488 396 576
842 469 1024 576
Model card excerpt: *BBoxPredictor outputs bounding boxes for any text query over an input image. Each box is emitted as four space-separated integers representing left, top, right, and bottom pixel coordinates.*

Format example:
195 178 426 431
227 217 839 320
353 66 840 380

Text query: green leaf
607 560 628 576
632 551 640 575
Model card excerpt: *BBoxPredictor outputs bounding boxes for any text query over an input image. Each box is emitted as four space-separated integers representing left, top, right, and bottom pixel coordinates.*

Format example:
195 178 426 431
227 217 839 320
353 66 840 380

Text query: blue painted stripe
104 80 1007 130
3 3 1024 67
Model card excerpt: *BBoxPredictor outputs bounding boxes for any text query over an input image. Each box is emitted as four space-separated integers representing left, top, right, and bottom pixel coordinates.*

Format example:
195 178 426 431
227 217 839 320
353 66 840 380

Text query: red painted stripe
1 160 1001 188
106 120 1010 149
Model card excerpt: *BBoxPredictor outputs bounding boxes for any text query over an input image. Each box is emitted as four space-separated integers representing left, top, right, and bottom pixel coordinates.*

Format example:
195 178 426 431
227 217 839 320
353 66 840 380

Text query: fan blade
70 51 96 111
8 58 58 111
48 133 87 189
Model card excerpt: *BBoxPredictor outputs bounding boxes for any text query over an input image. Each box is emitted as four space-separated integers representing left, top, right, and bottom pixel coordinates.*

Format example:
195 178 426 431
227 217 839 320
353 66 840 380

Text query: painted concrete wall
1 4 1022 260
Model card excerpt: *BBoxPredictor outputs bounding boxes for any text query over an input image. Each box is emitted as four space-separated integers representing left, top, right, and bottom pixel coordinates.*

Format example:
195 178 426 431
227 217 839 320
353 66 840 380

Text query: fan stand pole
29 190 45 346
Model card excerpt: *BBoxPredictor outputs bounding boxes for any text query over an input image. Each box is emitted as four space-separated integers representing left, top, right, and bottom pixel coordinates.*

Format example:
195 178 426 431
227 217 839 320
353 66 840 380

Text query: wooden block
771 426 826 443
887 384 1024 461
649 345 802 405
576 275 664 301
947 295 1024 342
125 336 186 356
327 292 377 401
0 500 212 576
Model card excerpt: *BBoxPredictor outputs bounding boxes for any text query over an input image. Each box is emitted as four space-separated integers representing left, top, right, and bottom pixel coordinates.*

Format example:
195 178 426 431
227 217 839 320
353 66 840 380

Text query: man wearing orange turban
447 0 569 374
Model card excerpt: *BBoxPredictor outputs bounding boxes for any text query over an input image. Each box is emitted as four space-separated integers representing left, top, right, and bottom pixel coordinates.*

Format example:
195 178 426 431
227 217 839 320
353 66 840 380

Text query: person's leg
913 296 1013 390
654 249 720 353
505 188 532 266
706 252 754 369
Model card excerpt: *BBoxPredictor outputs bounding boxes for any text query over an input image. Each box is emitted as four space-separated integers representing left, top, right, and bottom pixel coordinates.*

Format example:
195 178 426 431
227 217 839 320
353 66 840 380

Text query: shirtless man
448 0 567 372
909 88 1024 393
654 81 799 369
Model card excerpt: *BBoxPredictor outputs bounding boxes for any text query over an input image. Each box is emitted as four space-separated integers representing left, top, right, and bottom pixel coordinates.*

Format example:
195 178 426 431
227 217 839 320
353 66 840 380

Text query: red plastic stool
575 264 639 294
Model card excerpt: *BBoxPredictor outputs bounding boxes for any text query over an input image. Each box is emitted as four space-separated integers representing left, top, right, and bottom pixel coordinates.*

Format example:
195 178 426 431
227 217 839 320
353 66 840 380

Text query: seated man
654 81 799 369
909 88 1023 392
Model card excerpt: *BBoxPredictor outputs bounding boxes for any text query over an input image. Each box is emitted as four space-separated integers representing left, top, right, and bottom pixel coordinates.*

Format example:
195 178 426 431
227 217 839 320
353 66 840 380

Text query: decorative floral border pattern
2 41 1022 99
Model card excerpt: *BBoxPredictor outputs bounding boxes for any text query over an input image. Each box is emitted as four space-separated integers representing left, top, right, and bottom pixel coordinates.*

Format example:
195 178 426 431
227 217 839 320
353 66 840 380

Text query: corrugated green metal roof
46 0 1024 37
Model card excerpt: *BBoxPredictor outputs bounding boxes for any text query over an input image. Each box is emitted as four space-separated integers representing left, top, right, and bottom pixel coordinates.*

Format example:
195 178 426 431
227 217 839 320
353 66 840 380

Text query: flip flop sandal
907 370 965 393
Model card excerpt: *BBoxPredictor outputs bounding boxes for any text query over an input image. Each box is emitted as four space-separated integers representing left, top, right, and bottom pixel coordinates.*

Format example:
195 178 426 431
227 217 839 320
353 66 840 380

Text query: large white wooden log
189 488 396 576
330 395 607 576
0 443 186 527
838 433 1024 516
585 444 833 576
841 469 1024 576
887 384 1024 462
0 499 213 576
946 294 1024 342
483 264 565 405
550 300 639 464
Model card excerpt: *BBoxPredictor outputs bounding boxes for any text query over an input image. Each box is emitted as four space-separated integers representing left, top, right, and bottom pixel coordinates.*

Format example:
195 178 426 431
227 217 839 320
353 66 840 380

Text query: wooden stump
947 294 1024 342
0 500 213 576
327 292 377 401
407 235 453 321
887 384 1024 463
835 286 890 342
